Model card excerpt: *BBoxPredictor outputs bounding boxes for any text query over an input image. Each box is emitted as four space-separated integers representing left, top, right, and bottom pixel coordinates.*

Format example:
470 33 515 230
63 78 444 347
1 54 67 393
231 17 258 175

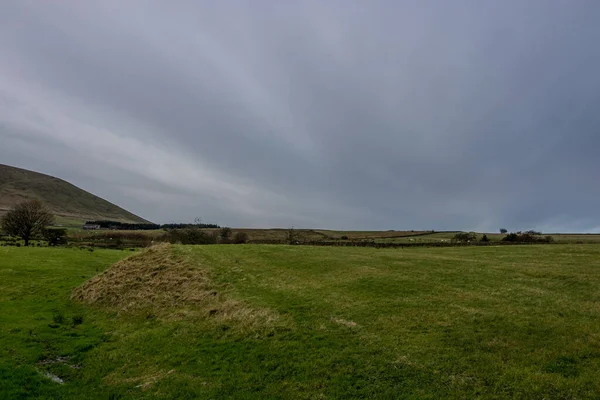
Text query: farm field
2 244 600 398
61 228 600 247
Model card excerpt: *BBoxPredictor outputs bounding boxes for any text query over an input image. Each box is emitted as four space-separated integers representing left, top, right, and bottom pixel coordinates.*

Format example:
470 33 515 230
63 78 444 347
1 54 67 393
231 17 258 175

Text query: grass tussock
71 244 283 332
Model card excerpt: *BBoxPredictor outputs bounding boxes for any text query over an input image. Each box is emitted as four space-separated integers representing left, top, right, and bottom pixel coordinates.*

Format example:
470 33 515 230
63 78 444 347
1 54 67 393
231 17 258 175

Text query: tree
500 228 508 234
1 200 54 246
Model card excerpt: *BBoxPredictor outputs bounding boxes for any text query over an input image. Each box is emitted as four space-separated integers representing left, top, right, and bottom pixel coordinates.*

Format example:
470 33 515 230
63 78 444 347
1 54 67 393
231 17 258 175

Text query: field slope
0 164 149 223
2 244 600 398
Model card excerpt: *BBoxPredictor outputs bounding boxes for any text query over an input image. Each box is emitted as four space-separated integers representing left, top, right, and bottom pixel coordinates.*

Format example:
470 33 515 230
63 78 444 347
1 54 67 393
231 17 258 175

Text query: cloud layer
1 1 599 231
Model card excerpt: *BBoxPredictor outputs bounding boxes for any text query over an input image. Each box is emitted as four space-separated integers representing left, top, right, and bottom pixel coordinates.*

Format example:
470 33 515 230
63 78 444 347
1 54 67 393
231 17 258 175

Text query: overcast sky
1 1 599 232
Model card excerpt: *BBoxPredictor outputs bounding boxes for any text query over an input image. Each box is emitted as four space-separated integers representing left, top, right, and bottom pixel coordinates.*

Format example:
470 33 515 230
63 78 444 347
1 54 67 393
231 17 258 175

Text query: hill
0 164 149 224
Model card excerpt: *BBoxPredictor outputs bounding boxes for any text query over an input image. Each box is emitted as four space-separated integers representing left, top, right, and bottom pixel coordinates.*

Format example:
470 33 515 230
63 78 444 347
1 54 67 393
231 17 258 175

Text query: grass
0 247 127 398
2 244 600 398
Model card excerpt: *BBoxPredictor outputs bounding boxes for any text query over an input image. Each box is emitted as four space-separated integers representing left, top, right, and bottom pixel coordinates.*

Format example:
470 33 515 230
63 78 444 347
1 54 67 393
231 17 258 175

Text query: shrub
502 231 552 243
503 233 519 242
480 234 489 243
219 227 232 240
341 235 349 240
286 227 299 244
452 232 477 243
219 227 233 244
166 228 218 245
233 232 249 244
70 231 156 248
42 228 68 246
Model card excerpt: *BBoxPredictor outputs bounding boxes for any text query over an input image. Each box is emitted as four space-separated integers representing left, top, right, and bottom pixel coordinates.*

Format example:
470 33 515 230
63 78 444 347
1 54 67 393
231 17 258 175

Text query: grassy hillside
2 244 600 398
0 164 149 224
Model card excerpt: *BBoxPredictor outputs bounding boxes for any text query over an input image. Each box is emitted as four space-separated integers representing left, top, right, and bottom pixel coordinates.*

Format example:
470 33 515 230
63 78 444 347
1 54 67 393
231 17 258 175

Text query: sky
1 1 599 232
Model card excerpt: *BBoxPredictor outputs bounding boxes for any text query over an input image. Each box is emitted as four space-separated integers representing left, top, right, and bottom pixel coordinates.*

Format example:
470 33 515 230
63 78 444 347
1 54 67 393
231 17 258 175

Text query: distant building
82 224 101 230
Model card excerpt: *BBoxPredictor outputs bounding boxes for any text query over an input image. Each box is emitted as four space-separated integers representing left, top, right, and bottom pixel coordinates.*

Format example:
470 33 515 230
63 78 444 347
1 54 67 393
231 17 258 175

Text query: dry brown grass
331 317 358 328
71 243 212 312
71 244 286 332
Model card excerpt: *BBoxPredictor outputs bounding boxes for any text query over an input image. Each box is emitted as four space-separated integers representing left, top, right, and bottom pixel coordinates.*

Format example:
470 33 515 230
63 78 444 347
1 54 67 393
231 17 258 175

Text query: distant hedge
85 221 220 230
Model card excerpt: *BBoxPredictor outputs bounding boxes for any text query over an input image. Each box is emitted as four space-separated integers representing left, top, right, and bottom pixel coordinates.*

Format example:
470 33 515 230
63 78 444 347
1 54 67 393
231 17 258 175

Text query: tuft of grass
52 311 65 325
71 315 84 326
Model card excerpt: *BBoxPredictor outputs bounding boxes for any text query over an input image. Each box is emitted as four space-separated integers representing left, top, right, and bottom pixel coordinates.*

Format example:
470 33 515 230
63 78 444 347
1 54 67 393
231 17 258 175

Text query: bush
70 231 156 248
452 232 477 243
502 231 553 243
233 232 249 244
480 234 489 243
503 233 519 242
42 228 68 246
166 228 218 245
340 235 349 240
219 227 232 240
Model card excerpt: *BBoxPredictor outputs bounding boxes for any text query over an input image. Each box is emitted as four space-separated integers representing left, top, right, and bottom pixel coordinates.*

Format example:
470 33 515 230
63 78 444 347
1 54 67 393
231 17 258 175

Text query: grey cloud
1 0 599 231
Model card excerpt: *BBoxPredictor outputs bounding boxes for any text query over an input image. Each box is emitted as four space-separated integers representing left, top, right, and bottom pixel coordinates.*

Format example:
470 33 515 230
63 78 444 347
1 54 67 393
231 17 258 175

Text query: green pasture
2 244 600 398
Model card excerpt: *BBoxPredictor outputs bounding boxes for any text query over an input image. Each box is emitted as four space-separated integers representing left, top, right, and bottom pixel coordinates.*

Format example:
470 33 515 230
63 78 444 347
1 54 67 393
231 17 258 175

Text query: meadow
2 244 600 398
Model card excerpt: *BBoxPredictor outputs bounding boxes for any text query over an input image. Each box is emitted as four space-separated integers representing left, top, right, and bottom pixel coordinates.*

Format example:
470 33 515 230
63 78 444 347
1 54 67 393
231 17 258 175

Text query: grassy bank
2 244 600 398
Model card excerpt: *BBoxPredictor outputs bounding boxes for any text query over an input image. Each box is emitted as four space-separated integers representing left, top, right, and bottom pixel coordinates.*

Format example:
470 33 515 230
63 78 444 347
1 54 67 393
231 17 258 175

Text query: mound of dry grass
72 244 213 312
71 244 286 332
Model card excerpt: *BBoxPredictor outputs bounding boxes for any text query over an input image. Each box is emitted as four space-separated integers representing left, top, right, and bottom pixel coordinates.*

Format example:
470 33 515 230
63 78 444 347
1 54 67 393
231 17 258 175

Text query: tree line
84 221 220 230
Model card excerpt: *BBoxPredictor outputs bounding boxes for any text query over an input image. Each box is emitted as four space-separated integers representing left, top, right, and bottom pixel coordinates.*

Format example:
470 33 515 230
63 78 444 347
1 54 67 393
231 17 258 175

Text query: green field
2 244 600 398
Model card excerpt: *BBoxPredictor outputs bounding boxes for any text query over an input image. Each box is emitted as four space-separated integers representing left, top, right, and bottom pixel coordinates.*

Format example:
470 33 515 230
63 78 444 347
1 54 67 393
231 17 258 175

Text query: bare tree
1 200 54 246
